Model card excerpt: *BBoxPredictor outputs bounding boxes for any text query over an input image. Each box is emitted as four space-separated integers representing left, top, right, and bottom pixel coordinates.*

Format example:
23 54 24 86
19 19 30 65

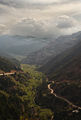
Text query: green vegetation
0 64 53 120
0 56 20 72
37 41 81 120
21 64 37 74
21 64 53 120
36 77 81 120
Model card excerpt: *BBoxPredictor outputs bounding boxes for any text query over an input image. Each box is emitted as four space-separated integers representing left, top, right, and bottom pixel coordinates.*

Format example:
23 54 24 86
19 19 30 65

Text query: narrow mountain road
48 81 81 111
0 72 15 76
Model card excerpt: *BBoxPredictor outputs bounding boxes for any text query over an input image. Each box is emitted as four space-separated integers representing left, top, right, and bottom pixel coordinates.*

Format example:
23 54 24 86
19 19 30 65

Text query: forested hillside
40 40 81 80
37 40 81 120
0 63 53 120
0 57 20 72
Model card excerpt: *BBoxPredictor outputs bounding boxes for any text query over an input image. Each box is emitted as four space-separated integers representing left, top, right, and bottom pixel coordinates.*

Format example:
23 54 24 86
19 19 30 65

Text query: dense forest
0 62 53 120
0 57 20 72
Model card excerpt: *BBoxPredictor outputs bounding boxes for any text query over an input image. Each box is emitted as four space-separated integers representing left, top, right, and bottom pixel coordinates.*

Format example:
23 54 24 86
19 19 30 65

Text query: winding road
48 81 81 111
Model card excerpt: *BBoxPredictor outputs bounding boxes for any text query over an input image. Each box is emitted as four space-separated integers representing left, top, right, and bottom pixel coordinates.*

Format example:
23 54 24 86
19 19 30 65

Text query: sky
0 0 81 38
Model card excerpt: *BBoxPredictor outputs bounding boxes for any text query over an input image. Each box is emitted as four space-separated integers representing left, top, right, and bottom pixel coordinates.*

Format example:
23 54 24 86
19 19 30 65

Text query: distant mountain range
22 31 81 65
1 31 81 120
0 31 81 63
40 34 81 81
0 35 49 59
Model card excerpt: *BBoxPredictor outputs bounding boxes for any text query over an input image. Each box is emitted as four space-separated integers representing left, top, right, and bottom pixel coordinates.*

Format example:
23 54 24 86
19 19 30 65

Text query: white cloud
10 19 46 37
0 24 8 34
10 18 61 38
56 15 78 29
0 0 81 37
9 16 80 38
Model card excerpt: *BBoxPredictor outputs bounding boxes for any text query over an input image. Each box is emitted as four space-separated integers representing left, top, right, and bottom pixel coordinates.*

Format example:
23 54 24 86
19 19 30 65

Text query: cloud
73 13 81 22
0 0 81 38
0 0 25 8
9 18 62 38
10 18 45 37
0 7 7 14
9 15 81 38
0 0 80 9
0 24 7 34
56 15 78 29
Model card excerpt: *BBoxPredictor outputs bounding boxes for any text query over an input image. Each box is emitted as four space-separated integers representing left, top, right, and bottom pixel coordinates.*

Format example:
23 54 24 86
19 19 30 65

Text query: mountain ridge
22 31 81 65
